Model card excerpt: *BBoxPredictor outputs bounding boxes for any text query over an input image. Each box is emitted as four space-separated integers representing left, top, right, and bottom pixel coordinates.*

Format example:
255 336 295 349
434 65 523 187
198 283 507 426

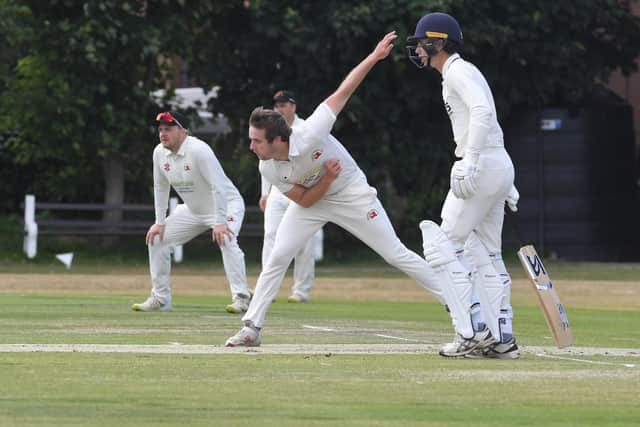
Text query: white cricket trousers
244 194 445 328
441 147 514 251
263 188 318 300
440 147 514 339
148 201 249 305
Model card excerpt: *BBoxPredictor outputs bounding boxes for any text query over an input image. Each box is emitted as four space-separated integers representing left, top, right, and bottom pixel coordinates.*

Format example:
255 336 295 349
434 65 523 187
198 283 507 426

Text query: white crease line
373 333 423 343
303 324 423 342
0 343 440 354
302 325 338 332
536 353 636 368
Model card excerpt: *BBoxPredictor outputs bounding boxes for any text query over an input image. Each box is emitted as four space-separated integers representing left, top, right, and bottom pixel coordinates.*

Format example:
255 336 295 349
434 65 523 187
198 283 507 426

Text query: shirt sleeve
291 102 336 157
259 160 271 197
448 64 492 159
195 143 228 226
153 146 171 225
259 160 294 195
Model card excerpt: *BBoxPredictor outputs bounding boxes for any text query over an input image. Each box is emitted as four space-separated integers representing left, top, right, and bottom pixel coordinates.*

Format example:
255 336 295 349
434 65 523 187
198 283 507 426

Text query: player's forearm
324 53 378 116
153 171 170 224
324 31 396 116
465 109 492 161
291 174 336 208
198 152 229 225
154 187 170 224
260 174 271 198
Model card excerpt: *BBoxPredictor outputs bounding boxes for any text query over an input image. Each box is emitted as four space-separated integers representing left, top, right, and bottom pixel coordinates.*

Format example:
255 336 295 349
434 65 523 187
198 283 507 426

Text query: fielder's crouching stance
407 12 520 358
132 111 251 314
226 32 459 350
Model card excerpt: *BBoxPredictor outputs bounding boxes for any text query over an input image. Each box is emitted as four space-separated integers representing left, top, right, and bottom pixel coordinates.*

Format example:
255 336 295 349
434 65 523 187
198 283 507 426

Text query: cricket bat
517 245 573 348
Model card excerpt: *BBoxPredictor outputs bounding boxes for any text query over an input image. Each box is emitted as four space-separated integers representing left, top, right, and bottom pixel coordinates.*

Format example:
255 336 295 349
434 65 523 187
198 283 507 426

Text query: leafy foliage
0 0 189 206
187 0 640 238
0 0 638 240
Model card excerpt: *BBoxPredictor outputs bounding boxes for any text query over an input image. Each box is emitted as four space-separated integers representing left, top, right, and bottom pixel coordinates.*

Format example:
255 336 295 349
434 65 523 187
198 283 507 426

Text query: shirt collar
442 53 462 78
164 136 189 157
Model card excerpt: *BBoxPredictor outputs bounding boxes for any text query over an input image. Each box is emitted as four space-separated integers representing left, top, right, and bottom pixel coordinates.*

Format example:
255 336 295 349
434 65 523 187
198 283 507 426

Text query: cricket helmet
407 12 463 45
406 12 463 68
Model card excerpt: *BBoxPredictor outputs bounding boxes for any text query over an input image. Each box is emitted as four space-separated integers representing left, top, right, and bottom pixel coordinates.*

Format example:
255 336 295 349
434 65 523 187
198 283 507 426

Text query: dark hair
443 39 460 54
249 107 292 143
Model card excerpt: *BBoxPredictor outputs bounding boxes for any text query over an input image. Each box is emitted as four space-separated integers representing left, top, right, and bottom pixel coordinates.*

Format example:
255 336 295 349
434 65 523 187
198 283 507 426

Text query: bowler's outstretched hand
372 31 398 61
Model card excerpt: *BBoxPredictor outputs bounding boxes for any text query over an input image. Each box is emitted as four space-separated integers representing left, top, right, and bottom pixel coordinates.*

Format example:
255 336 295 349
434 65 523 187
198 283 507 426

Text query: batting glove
506 185 520 212
450 158 478 199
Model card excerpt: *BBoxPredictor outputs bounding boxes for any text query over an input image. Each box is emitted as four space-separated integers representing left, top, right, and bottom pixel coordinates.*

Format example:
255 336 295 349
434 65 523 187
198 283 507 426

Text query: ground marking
0 343 638 358
302 324 424 343
536 353 636 368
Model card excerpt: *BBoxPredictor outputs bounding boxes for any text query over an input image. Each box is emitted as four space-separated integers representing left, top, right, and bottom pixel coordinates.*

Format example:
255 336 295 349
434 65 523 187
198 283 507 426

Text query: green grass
1 352 638 427
0 292 639 426
2 215 640 425
1 294 638 348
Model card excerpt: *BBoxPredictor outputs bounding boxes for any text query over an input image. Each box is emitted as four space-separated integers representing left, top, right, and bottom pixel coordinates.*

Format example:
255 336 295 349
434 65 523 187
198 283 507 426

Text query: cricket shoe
225 294 251 314
466 337 520 359
131 296 172 312
439 326 495 357
287 293 309 303
225 321 261 347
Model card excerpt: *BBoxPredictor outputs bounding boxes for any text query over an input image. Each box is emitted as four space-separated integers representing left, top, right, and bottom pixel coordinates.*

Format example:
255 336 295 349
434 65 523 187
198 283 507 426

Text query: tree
0 0 189 220
188 0 455 240
187 0 640 240
1 0 638 244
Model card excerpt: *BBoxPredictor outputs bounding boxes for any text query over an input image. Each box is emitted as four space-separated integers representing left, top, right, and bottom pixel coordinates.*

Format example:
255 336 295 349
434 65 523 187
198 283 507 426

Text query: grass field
0 262 639 427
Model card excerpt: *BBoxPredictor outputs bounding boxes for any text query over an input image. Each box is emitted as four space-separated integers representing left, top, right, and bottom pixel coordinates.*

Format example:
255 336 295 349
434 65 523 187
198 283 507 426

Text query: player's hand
324 159 342 181
259 195 268 212
146 224 165 245
506 185 519 212
372 31 397 61
212 223 233 246
450 159 478 199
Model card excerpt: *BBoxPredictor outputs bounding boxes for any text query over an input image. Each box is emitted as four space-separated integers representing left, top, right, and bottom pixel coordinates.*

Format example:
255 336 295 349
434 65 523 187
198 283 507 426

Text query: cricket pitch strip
0 343 637 360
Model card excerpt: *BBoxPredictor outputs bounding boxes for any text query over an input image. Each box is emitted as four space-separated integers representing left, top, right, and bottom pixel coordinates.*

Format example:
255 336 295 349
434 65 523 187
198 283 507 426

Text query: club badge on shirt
367 209 378 220
164 162 171 172
184 164 191 171
311 149 322 160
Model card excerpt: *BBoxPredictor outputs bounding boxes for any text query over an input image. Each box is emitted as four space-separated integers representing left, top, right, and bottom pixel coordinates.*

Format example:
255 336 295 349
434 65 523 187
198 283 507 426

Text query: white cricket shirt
260 114 305 198
153 135 243 226
441 53 504 159
259 103 375 202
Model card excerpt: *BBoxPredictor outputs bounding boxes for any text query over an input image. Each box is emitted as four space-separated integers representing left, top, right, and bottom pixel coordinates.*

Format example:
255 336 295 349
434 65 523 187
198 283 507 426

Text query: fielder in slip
132 111 251 314
517 245 573 348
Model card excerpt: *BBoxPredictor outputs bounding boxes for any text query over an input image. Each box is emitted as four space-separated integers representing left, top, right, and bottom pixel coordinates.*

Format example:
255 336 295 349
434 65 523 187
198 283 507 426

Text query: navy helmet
407 12 463 68
407 12 463 45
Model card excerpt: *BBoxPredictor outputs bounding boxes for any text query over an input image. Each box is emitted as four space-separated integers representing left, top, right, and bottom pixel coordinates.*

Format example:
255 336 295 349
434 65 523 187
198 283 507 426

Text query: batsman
407 12 520 358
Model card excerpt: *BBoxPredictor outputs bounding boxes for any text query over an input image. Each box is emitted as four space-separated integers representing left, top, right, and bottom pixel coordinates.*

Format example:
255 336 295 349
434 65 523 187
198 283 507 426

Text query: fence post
169 197 183 263
23 194 38 259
